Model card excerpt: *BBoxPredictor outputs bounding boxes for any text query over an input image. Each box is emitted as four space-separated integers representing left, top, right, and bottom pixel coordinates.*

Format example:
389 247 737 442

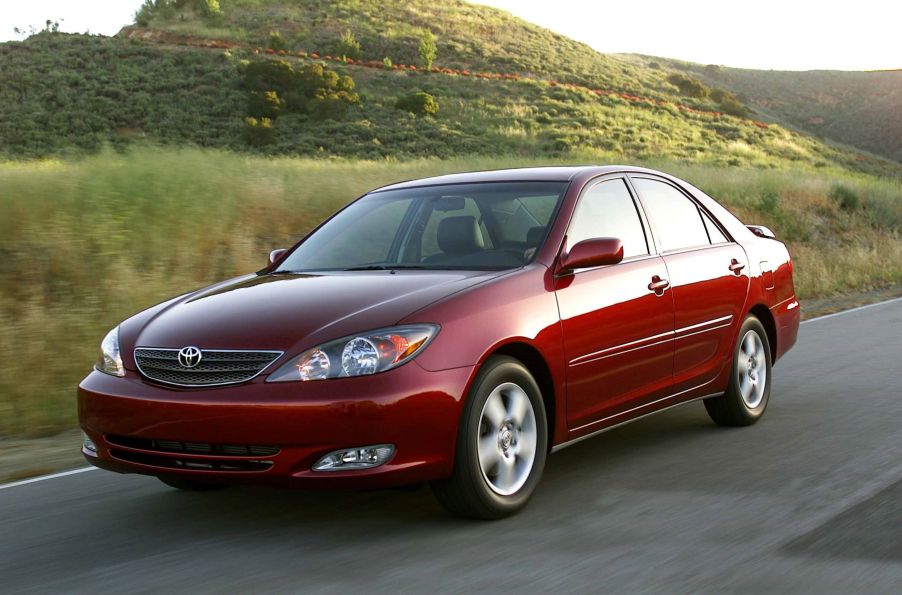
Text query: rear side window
701 209 729 244
567 178 649 259
631 177 709 252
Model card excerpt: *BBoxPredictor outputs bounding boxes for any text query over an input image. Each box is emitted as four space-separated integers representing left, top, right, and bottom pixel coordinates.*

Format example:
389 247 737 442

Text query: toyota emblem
177 346 203 368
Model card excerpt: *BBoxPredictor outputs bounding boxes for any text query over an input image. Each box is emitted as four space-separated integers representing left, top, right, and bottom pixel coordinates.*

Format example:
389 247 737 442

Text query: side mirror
746 225 776 239
559 238 623 273
269 248 288 266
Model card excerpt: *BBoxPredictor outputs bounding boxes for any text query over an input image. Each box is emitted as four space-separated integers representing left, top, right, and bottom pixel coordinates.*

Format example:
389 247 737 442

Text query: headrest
526 226 546 246
437 216 485 255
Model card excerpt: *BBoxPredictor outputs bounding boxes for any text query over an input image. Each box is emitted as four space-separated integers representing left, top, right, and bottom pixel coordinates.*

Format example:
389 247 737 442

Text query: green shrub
710 88 749 117
396 92 439 116
830 184 860 211
243 116 274 146
759 191 780 212
267 30 287 52
247 90 284 118
419 30 437 70
383 57 392 70
241 60 359 119
242 59 296 92
337 30 362 60
667 73 709 99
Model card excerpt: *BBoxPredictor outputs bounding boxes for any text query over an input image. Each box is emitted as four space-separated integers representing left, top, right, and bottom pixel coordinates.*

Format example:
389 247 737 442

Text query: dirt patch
0 429 85 484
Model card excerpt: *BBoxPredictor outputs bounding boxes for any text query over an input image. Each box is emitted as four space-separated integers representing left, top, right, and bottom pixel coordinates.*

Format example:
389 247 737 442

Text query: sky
0 0 898 71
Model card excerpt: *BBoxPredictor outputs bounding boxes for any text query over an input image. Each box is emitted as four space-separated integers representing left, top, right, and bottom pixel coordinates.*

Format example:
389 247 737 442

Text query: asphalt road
2 300 901 593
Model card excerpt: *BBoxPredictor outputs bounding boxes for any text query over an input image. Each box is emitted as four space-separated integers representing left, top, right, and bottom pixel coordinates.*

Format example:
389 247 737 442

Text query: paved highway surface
2 300 901 593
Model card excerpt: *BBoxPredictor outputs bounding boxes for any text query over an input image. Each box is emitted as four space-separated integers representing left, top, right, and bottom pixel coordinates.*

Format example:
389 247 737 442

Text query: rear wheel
158 476 228 491
704 315 772 426
432 356 548 519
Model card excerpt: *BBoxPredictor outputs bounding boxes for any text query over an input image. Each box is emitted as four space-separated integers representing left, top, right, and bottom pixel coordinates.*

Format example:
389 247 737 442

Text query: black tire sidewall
729 317 772 421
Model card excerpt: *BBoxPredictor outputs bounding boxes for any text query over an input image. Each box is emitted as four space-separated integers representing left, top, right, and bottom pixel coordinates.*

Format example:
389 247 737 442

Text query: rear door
629 176 749 394
555 176 675 432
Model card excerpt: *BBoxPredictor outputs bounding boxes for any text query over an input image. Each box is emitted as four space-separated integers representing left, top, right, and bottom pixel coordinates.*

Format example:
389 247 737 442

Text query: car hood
123 270 498 357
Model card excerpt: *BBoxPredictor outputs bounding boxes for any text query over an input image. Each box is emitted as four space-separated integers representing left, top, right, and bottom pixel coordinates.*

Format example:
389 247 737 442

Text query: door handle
729 259 745 274
648 275 670 294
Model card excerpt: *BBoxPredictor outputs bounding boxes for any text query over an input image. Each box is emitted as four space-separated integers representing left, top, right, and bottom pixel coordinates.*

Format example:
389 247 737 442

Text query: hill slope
631 56 902 162
0 0 897 177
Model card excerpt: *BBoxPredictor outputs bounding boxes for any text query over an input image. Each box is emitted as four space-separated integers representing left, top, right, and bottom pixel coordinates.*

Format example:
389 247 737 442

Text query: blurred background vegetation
0 0 899 437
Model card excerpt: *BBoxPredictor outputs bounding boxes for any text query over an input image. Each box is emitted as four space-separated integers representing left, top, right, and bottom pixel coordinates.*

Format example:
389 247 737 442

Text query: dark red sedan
79 166 800 518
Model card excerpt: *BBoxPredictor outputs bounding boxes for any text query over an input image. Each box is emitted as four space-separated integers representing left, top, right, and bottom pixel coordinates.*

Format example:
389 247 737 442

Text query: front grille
134 347 282 387
110 449 273 472
106 435 280 457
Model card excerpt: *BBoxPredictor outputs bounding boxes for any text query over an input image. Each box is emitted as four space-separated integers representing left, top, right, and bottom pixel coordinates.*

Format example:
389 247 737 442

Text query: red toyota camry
79 166 800 518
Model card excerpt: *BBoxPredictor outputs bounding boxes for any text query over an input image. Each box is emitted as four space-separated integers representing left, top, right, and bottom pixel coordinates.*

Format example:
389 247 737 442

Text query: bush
243 117 274 146
710 88 749 117
383 57 392 70
135 0 221 25
247 90 284 119
667 73 709 99
419 30 437 71
337 30 362 61
242 59 296 92
830 184 860 211
396 92 439 116
267 31 287 52
241 60 359 119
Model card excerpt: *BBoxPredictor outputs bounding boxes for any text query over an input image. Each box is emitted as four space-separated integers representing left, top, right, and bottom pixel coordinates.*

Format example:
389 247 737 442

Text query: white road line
801 295 902 325
0 466 96 491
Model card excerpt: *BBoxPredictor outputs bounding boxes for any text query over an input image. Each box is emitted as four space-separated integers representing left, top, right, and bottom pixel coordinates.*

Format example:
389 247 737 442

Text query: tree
241 60 360 120
418 30 437 71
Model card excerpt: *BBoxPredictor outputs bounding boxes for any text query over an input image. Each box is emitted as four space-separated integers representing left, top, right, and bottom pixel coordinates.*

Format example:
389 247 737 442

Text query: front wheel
432 356 548 519
704 315 772 426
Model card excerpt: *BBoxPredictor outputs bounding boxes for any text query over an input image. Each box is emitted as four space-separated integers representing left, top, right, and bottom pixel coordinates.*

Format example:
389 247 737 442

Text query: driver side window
568 179 649 259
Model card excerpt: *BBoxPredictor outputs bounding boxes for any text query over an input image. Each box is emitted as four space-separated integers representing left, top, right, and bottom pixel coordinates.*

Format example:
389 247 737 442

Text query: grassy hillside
1 31 895 178
0 148 900 436
639 57 902 163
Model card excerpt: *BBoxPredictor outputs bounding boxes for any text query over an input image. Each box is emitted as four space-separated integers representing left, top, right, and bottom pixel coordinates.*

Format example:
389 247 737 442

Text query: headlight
95 326 124 377
267 324 439 382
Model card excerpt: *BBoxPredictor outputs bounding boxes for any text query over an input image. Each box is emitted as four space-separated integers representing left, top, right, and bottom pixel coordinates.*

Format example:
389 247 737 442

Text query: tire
158 476 228 491
431 356 548 519
704 315 772 427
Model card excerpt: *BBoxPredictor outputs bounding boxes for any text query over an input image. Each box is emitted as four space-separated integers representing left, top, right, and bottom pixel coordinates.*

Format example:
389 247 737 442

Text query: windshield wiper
343 264 428 271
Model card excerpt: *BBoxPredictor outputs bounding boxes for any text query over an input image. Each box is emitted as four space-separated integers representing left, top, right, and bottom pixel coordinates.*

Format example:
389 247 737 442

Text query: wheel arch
748 303 777 361
488 342 557 452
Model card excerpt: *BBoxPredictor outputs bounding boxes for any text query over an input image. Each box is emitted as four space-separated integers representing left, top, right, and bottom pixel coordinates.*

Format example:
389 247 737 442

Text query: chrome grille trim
133 347 283 387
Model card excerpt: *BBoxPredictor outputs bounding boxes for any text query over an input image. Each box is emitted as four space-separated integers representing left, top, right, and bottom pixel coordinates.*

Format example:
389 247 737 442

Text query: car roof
371 165 665 192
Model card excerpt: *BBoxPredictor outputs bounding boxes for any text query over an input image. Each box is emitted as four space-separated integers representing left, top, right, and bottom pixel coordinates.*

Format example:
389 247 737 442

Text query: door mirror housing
269 248 288 266
559 238 624 273
746 225 776 239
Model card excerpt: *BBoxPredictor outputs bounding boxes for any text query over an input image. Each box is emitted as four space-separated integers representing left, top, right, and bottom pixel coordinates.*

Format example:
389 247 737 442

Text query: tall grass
0 148 899 437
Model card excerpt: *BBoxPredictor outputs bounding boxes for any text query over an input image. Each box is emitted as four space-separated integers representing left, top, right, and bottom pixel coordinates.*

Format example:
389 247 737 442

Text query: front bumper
78 362 473 489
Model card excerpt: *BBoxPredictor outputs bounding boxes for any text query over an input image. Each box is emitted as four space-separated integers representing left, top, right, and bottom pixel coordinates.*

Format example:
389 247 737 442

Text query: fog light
82 432 98 456
313 444 395 471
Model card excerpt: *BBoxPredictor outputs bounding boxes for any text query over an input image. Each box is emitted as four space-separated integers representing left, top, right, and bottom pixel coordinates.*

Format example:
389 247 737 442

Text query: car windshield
275 182 568 272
